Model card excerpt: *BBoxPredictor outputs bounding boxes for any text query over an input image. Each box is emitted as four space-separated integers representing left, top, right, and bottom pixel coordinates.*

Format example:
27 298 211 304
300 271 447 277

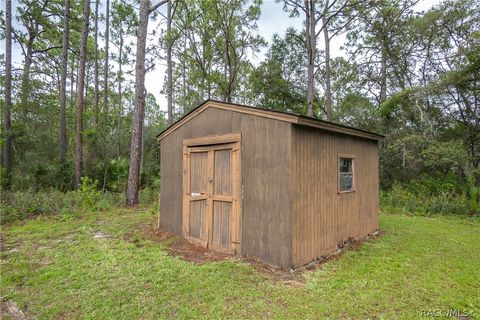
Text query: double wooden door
183 138 241 254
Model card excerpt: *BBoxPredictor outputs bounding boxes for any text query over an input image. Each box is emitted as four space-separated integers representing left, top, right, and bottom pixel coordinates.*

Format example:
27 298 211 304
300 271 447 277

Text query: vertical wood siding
214 149 231 195
189 200 205 239
291 125 379 268
212 201 232 248
160 106 292 268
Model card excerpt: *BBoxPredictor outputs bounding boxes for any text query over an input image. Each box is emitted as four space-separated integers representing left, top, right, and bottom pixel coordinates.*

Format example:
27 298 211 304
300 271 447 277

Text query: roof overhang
157 100 384 142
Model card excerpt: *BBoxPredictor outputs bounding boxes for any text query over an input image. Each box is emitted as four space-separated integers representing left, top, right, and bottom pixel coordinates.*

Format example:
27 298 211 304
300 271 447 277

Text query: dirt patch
1 299 29 320
125 223 231 262
169 238 233 263
240 255 304 284
137 224 177 243
123 222 174 248
0 233 25 260
92 232 111 239
126 218 382 284
124 220 299 282
164 234 300 283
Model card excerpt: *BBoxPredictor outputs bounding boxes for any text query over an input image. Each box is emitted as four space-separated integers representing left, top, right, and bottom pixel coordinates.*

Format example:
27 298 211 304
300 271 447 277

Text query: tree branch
149 0 168 14
33 46 63 54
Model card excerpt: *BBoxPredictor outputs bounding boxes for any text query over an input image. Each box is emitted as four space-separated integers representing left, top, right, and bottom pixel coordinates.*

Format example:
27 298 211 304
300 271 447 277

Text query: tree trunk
74 0 91 187
322 14 333 121
59 0 70 165
117 31 123 157
3 0 13 188
379 45 387 104
94 0 100 124
20 33 34 122
126 0 150 206
70 54 76 110
305 0 316 117
223 48 233 103
141 121 145 173
166 0 173 125
103 0 110 125
182 35 187 113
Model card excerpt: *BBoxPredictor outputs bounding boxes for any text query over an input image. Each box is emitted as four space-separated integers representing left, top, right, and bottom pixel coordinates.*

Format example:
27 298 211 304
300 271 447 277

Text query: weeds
0 179 158 224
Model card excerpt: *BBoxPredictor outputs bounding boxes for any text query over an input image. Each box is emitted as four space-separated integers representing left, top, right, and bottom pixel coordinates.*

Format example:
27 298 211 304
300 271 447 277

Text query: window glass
339 158 354 192
339 158 352 173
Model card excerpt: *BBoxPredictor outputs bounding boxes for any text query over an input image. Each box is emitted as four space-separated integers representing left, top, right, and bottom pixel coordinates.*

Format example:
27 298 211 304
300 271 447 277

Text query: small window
339 157 354 192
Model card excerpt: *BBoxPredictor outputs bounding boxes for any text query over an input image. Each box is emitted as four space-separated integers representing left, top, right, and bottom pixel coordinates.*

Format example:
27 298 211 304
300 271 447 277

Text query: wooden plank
232 143 241 254
183 147 210 247
210 146 237 254
206 149 214 248
160 124 186 235
190 105 233 137
189 200 206 239
237 115 292 269
210 102 298 123
188 146 211 152
158 100 383 142
212 195 233 202
157 103 210 141
183 133 241 147
214 149 232 196
181 138 242 255
297 118 384 141
291 126 380 268
190 195 207 201
190 151 208 195
211 201 233 254
290 126 297 265
162 105 293 268
182 146 189 237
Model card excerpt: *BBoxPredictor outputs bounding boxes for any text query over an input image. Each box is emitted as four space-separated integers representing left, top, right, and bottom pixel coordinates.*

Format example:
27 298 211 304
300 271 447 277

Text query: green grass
1 209 479 319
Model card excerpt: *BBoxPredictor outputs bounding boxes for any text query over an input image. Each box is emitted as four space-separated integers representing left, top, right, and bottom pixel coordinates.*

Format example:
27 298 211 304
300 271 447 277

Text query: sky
144 0 302 109
146 0 441 111
4 0 442 113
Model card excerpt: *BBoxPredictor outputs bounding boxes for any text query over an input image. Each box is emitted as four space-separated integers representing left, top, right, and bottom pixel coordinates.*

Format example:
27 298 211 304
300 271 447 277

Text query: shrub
381 180 470 216
78 177 102 210
105 158 129 192
1 182 159 224
467 174 480 215
0 190 82 224
139 186 158 206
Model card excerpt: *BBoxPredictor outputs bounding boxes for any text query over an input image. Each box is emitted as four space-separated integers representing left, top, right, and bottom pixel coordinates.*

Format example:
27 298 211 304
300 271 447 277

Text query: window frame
338 154 356 194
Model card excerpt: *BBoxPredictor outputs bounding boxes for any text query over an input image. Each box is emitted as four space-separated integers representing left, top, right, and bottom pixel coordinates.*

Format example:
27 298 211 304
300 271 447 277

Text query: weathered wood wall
291 125 379 268
160 105 292 268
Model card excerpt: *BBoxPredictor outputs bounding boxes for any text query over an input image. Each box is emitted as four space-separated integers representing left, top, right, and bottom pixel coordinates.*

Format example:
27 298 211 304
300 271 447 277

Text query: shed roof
156 100 385 141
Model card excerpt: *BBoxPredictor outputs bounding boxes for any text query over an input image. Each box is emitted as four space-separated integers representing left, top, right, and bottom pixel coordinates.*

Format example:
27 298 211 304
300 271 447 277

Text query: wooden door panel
189 200 207 240
211 148 234 253
212 201 232 252
190 151 208 196
214 149 231 196
183 137 241 255
186 151 209 246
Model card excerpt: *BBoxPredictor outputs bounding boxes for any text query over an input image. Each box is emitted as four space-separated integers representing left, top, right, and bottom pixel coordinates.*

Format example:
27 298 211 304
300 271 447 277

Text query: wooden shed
157 100 384 270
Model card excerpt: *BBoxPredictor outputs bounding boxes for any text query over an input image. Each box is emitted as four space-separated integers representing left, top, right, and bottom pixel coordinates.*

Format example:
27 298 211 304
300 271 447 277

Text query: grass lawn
1 209 479 319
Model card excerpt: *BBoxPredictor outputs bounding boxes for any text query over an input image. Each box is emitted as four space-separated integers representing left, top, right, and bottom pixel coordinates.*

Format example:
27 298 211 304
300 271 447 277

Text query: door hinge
241 184 244 200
